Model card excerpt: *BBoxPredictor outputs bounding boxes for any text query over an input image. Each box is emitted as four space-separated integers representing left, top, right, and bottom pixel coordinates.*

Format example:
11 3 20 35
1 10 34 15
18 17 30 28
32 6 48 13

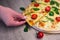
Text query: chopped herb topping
55 1 59 7
52 7 58 11
50 0 55 5
45 16 54 22
32 8 40 11
52 7 59 15
55 11 59 15
31 0 35 2
20 7 25 11
50 0 59 7
24 22 30 32
24 26 28 32
49 11 54 16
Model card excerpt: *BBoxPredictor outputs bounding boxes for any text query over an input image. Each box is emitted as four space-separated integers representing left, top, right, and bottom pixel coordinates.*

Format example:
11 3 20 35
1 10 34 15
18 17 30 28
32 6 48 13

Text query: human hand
0 6 26 27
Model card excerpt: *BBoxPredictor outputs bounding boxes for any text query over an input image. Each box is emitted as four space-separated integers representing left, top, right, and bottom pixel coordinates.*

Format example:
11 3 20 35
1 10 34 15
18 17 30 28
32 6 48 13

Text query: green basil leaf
20 7 25 11
45 16 54 22
52 7 58 11
50 0 59 7
52 7 59 15
55 11 59 15
31 0 35 2
24 26 28 32
49 11 54 16
32 8 40 11
24 22 30 32
48 18 54 22
55 1 59 7
50 1 55 5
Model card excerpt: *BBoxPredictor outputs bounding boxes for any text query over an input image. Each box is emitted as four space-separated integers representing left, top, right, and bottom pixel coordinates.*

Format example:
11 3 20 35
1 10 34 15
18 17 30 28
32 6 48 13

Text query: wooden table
0 0 60 40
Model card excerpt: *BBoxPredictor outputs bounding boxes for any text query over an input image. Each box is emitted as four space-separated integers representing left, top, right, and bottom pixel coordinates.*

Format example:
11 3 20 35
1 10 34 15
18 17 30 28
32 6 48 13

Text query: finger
14 17 26 22
13 21 26 26
14 12 26 19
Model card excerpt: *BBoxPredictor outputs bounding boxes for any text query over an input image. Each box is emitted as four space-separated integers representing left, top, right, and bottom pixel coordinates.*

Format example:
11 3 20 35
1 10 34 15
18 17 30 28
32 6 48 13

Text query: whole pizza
22 0 60 32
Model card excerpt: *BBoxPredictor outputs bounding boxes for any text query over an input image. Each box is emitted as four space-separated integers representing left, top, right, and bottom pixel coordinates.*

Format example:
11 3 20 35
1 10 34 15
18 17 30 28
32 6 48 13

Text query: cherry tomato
44 0 50 2
31 14 37 19
34 3 39 7
55 17 60 22
45 6 51 12
37 32 44 39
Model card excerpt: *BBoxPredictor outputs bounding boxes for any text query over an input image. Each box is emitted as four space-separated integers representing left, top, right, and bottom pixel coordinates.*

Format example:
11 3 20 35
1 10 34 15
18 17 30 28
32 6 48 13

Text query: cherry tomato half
44 0 50 3
55 17 60 22
45 6 51 12
31 14 37 19
37 32 44 39
34 3 39 7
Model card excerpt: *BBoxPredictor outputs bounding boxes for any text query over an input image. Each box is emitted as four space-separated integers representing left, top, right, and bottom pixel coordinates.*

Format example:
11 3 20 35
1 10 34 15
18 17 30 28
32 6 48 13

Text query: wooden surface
0 0 60 40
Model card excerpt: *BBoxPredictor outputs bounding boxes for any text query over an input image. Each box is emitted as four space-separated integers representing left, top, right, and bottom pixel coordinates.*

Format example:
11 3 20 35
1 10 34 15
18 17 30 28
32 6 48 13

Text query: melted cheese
23 0 60 31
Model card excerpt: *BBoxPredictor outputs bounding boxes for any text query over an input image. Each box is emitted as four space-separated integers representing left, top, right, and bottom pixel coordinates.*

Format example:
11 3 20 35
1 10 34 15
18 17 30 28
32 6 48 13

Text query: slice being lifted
22 0 60 31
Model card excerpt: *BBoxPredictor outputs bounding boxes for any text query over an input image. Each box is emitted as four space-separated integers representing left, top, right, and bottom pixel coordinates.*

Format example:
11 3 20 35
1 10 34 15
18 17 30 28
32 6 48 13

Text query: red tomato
44 0 50 2
34 3 39 7
31 14 37 19
37 32 44 39
55 17 60 22
45 6 51 12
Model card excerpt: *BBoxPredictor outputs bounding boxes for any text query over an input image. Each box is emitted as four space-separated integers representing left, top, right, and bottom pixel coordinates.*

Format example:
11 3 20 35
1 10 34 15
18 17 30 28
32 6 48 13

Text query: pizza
22 0 60 31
